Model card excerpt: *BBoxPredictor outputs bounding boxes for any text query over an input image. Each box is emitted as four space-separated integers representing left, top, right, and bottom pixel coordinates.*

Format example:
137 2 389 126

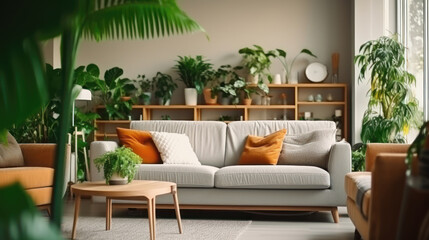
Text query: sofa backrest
130 121 227 167
224 120 336 166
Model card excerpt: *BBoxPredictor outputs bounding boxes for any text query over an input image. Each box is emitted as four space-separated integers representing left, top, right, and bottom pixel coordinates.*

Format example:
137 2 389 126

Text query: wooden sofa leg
354 228 362 240
331 207 339 223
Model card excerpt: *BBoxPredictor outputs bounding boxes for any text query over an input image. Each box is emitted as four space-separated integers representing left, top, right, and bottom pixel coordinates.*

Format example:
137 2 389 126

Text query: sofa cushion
238 129 286 165
277 129 336 169
116 128 161 164
150 131 200 165
215 165 330 189
131 121 227 167
0 167 54 189
225 121 336 166
0 132 24 168
135 164 218 188
345 172 371 218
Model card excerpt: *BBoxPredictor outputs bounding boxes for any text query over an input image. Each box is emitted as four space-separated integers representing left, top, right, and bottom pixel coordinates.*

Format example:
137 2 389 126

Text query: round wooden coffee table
71 180 182 240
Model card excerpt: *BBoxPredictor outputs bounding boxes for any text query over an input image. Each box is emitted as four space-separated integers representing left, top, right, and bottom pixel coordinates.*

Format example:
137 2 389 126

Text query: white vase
273 74 282 84
109 172 128 185
184 88 197 105
281 69 287 84
159 98 171 106
289 71 299 84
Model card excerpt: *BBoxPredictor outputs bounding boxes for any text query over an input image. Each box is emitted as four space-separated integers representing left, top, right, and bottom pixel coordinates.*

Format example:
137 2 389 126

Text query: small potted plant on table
94 147 142 185
153 72 178 105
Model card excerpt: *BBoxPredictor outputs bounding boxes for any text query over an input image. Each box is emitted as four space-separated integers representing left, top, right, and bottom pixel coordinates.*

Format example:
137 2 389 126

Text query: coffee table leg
106 197 112 230
171 185 183 234
147 197 155 240
71 195 81 239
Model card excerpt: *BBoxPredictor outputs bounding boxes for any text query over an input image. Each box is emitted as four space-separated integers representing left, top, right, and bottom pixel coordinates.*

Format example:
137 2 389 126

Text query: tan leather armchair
0 144 70 211
345 143 409 240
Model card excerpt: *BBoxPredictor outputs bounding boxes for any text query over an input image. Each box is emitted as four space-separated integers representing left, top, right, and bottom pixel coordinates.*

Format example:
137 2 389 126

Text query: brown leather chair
345 143 410 240
0 144 70 212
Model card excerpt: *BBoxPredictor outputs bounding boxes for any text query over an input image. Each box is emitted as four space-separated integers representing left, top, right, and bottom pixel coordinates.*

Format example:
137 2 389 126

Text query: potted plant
274 48 317 83
134 74 154 105
175 55 213 105
238 45 276 84
153 72 178 105
94 146 142 185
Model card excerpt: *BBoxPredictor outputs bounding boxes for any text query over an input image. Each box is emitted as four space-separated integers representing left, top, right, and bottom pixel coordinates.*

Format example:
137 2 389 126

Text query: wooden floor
62 199 355 240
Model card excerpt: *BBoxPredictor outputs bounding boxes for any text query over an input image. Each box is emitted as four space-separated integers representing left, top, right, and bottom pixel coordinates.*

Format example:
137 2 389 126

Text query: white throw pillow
150 131 201 165
277 129 336 169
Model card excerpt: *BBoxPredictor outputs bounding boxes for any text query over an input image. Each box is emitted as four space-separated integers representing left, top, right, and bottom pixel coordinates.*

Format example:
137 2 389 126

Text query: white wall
74 0 352 105
352 0 396 144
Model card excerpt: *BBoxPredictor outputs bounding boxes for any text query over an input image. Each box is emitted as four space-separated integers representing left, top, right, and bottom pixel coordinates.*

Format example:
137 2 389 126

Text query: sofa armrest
369 153 407 240
90 141 119 182
327 142 351 203
365 143 409 172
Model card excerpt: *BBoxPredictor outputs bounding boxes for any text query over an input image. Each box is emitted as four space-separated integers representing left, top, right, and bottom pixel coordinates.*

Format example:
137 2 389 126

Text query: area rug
62 215 251 240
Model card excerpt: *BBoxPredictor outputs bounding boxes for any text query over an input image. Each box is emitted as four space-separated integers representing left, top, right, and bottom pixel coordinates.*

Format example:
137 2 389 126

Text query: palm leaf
81 0 205 41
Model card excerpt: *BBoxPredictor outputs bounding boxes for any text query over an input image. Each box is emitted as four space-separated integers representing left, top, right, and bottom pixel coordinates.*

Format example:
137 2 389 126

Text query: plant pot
158 98 171 106
120 96 131 102
109 172 128 185
141 92 151 105
220 97 230 105
243 98 252 105
184 88 197 105
203 88 218 105
247 74 259 84
231 97 239 105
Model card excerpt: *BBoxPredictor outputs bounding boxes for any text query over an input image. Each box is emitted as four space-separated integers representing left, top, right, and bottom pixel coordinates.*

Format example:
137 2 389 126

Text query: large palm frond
81 0 205 41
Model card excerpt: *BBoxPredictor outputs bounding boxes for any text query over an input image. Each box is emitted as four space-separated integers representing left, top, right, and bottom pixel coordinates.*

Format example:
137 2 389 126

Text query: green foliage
94 147 142 184
355 35 422 143
175 56 213 94
274 48 317 81
0 183 63 240
351 144 366 171
153 72 178 105
161 115 172 120
238 45 277 83
406 121 429 169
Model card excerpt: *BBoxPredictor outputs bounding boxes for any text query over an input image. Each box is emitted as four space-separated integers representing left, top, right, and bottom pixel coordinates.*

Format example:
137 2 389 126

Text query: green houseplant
153 72 178 105
134 74 154 105
274 48 317 83
175 55 213 105
94 147 142 185
353 35 423 171
238 45 277 84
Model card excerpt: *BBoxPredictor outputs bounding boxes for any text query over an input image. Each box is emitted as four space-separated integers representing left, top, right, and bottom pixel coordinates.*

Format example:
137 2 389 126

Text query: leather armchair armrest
369 153 407 240
365 143 409 172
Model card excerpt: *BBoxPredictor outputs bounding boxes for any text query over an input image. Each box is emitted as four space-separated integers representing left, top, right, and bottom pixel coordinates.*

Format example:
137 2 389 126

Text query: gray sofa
90 120 351 222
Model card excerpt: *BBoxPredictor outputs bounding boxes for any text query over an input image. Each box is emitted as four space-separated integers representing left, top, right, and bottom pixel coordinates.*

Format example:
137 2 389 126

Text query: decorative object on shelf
134 74 154 105
326 93 333 102
274 48 317 83
153 72 177 106
315 94 322 102
288 71 299 84
281 93 287 105
305 62 328 82
175 55 213 105
203 88 217 105
331 53 339 83
307 94 314 102
304 112 312 120
273 74 282 84
333 109 343 141
94 146 142 185
238 45 276 84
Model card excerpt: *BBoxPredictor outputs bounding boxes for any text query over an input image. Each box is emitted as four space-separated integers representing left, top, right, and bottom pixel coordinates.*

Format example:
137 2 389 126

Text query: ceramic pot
120 96 131 102
243 98 252 105
220 97 230 105
109 172 128 185
158 98 171 106
184 88 197 105
247 74 259 84
203 88 218 105
141 92 151 105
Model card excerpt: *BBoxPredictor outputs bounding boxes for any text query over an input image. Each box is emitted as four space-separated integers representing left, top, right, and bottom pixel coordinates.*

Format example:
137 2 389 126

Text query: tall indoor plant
0 0 205 233
353 35 422 170
175 55 213 105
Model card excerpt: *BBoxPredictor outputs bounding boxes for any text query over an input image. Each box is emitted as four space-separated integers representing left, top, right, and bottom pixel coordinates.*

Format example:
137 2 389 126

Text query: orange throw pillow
238 129 287 165
116 128 162 164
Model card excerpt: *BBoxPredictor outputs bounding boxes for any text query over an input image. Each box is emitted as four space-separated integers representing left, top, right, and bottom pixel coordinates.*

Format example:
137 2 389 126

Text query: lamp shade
76 89 92 101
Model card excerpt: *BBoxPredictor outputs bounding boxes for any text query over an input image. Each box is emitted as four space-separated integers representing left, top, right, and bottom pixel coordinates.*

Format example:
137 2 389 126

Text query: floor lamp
72 89 92 182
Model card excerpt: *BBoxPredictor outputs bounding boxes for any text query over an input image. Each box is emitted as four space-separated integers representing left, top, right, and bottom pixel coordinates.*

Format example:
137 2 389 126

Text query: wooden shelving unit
94 83 348 141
